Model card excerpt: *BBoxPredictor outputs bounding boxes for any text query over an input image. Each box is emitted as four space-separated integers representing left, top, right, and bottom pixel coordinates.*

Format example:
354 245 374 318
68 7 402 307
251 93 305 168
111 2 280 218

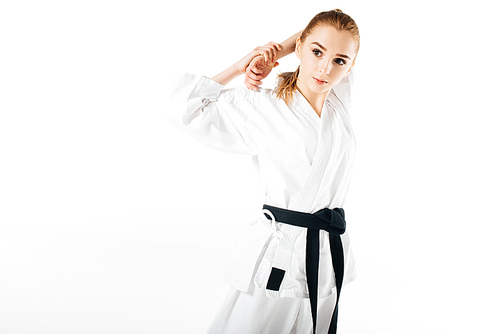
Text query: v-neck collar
290 94 334 212
294 90 324 131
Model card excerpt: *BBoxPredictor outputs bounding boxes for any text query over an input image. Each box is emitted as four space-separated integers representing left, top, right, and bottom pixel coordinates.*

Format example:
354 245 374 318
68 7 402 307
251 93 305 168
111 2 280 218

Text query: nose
319 58 333 75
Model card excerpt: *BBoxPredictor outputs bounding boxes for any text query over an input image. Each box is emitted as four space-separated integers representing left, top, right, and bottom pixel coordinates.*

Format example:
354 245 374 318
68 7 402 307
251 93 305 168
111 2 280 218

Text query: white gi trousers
207 284 337 334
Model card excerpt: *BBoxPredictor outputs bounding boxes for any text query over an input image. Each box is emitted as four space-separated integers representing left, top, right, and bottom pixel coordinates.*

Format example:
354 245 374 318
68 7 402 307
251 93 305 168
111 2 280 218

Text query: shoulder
219 85 275 104
330 70 354 111
169 71 276 105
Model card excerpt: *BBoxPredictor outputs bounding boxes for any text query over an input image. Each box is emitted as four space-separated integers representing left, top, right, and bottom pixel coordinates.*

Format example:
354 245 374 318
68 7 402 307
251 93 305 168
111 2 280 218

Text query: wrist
232 62 246 75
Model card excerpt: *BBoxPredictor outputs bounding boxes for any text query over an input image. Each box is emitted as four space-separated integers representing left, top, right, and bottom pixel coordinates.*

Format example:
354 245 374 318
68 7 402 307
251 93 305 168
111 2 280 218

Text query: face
295 25 358 99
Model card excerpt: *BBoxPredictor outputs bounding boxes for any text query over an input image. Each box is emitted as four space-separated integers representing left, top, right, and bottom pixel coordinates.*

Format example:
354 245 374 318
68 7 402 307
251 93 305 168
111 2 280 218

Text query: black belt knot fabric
262 204 346 334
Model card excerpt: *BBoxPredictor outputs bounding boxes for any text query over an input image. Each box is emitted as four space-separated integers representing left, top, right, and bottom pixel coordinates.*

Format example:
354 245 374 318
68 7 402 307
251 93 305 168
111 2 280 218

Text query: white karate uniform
167 71 357 333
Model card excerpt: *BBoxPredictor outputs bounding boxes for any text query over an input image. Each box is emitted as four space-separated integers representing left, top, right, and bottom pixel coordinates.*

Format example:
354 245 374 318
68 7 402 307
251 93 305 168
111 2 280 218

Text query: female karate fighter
168 9 360 334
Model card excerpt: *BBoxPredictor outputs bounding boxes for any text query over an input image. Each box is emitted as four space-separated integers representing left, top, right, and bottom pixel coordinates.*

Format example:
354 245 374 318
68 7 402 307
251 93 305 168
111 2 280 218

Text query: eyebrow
311 41 351 60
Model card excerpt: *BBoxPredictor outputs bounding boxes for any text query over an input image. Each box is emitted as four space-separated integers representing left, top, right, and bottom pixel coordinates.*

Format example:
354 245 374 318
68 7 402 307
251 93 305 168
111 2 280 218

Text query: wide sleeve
167 72 257 155
332 70 354 112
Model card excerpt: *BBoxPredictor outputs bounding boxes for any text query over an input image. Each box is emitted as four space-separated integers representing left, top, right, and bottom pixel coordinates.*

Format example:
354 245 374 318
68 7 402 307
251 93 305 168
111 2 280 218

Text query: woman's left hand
244 55 279 91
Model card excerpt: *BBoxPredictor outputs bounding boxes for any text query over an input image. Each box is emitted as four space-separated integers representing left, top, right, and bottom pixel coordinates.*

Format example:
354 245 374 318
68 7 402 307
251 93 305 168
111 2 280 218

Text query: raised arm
210 42 282 86
210 30 303 88
244 30 303 91
276 30 302 59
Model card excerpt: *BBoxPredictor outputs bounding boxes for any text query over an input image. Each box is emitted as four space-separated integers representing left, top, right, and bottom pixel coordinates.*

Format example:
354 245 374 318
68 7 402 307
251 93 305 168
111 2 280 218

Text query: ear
295 37 302 59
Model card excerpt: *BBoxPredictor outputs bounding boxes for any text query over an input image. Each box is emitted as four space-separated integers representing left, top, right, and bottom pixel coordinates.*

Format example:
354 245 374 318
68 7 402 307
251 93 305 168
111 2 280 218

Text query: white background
1 0 499 333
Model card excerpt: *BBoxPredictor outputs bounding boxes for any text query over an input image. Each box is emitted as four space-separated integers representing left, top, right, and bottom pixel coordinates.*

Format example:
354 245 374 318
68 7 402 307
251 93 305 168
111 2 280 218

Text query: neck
296 79 329 117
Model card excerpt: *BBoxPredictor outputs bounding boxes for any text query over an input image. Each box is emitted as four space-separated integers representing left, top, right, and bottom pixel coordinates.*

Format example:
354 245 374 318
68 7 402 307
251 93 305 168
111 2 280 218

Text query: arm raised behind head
210 42 282 86
244 30 303 91
210 30 303 88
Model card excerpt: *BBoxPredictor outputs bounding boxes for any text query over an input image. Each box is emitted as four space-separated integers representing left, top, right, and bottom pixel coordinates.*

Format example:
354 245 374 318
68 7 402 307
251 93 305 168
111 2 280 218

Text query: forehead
305 25 357 58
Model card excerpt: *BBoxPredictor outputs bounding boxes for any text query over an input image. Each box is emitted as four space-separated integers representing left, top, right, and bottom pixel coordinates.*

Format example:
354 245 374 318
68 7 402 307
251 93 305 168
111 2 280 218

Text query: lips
313 77 327 85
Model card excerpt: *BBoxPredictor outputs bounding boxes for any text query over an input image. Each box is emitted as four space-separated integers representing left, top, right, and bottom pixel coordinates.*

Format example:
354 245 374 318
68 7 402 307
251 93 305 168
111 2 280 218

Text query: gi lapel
292 100 333 212
264 96 335 297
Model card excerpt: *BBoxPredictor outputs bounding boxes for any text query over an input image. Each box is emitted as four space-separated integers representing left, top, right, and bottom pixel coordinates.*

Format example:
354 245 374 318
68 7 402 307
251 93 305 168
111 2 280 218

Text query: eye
312 48 322 57
334 58 347 66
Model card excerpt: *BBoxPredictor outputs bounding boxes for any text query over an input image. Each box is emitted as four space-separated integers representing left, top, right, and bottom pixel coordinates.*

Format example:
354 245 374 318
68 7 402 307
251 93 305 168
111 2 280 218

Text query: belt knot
313 207 346 235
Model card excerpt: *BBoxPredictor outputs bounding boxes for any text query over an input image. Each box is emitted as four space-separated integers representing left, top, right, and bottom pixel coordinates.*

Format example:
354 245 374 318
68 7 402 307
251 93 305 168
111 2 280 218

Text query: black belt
262 204 346 334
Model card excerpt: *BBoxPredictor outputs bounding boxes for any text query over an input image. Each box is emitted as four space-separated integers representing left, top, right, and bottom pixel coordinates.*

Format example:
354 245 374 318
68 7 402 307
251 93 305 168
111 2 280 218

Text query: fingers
254 42 282 65
268 42 282 61
244 66 262 91
244 76 262 91
245 62 264 91
245 83 259 91
244 42 282 91
247 57 267 76
265 42 281 63
247 68 264 81
246 59 265 78
266 41 282 51
256 49 271 65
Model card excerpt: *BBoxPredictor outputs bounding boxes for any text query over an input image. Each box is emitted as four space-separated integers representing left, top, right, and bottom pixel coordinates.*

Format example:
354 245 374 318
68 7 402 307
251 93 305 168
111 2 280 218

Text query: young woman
168 9 360 334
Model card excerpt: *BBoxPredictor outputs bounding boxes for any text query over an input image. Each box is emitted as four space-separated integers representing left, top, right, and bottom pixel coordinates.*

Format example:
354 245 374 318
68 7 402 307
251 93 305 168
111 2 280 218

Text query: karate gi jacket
167 71 357 299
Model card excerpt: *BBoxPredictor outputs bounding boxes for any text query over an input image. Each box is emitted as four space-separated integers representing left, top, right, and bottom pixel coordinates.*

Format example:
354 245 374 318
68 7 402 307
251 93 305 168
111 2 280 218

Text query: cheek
331 66 348 78
301 54 318 68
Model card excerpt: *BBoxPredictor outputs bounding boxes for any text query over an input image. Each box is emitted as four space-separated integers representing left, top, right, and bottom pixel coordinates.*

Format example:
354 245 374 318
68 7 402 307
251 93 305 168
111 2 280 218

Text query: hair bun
333 9 343 13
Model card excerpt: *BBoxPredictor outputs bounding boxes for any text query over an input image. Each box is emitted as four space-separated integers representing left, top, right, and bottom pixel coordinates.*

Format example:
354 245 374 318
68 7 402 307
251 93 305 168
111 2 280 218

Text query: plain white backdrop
1 0 499 333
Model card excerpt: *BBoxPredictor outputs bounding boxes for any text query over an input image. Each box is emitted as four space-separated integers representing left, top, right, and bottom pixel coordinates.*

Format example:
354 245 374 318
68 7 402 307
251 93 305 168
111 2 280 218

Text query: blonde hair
276 9 360 106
